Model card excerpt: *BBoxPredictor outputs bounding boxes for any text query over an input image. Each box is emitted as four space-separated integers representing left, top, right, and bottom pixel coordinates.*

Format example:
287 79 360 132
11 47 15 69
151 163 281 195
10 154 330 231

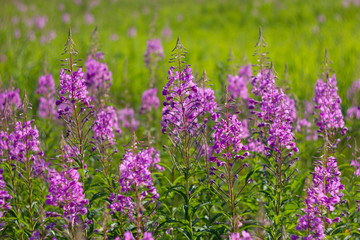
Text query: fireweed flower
229 230 253 240
161 65 217 136
350 158 360 176
294 156 343 239
118 149 160 198
46 168 89 227
144 39 164 67
227 64 252 100
266 90 297 154
0 169 12 218
84 54 112 101
8 120 40 162
0 88 22 115
34 15 47 29
347 106 360 119
57 68 91 114
37 74 57 119
118 108 140 132
293 194 325 240
314 74 344 132
140 88 160 114
212 115 249 162
120 231 154 240
93 106 121 146
0 131 8 158
209 111 250 231
109 148 162 228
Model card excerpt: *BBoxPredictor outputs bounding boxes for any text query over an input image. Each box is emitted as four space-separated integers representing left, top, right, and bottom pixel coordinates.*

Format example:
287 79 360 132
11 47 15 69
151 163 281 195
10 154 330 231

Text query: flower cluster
161 65 217 135
118 108 140 131
0 169 12 218
229 231 253 240
266 90 297 153
347 106 360 119
117 231 154 240
350 158 360 176
292 195 325 240
46 168 89 226
144 39 164 67
7 120 40 163
314 74 344 131
93 106 121 146
108 193 135 217
212 115 249 161
0 88 21 115
119 149 160 197
110 148 162 217
140 88 160 114
227 64 252 100
85 54 112 99
37 74 57 119
250 69 275 97
57 68 91 115
294 156 344 239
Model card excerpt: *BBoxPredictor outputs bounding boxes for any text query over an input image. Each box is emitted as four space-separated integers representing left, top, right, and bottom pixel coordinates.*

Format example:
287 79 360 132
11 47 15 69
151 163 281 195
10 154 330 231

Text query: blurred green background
1 0 360 110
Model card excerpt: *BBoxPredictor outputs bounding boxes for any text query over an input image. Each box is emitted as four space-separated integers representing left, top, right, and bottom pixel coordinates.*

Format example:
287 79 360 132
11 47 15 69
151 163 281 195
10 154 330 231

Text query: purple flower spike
314 74 344 132
93 106 121 145
140 88 160 114
58 68 91 112
46 168 88 226
37 74 57 119
144 39 164 67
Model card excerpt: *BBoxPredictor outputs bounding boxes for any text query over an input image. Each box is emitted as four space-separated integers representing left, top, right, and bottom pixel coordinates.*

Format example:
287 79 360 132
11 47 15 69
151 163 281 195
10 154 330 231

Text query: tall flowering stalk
248 28 299 238
109 138 161 239
209 91 251 233
294 50 347 239
45 167 91 239
56 29 94 174
91 105 120 178
0 92 48 238
161 37 218 239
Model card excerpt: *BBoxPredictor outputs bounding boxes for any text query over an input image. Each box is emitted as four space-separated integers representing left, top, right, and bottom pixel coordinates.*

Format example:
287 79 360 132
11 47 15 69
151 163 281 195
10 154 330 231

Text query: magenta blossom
140 88 159 114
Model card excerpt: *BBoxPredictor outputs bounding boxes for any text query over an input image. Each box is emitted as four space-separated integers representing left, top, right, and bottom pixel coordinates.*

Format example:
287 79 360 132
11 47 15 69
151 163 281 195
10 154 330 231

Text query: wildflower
144 39 164 67
140 88 159 114
161 27 172 39
0 88 22 114
119 149 160 198
46 168 89 226
8 120 40 163
37 74 57 119
227 64 252 100
0 169 12 218
121 231 154 240
347 106 360 119
229 230 253 240
84 54 112 100
110 148 161 221
118 108 139 131
161 65 217 135
350 159 360 176
127 27 137 38
295 156 344 239
57 68 91 112
93 106 121 145
212 116 249 158
314 74 344 131
34 15 47 29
